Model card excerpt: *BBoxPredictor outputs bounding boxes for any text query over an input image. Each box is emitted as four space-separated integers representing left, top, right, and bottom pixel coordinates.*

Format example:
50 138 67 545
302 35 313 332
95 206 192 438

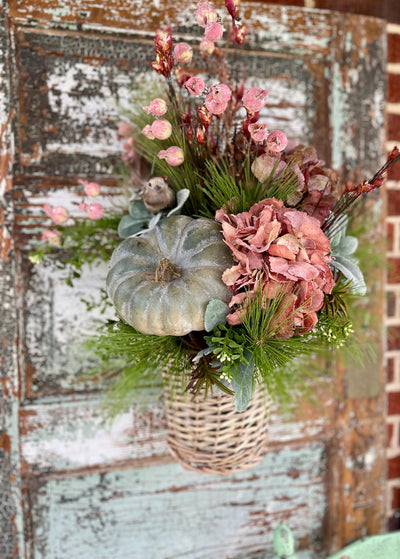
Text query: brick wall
262 0 400 531
386 22 400 531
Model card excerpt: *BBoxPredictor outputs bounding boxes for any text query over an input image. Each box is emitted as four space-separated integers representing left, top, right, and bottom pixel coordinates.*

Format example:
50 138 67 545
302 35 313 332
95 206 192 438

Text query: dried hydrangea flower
216 197 334 337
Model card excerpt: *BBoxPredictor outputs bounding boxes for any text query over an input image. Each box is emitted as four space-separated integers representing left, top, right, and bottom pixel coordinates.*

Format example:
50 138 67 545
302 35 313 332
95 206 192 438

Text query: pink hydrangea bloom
143 98 167 116
173 42 193 65
157 146 184 166
251 154 287 183
199 38 215 55
248 122 269 143
184 76 205 95
117 121 134 138
266 130 288 153
41 229 61 245
43 204 70 224
151 118 172 140
242 87 269 113
142 124 155 140
205 22 224 41
196 2 218 27
215 198 334 337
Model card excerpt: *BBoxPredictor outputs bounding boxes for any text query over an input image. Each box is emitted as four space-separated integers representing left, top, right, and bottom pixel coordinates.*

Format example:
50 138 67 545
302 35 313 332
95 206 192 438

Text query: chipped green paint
31 445 325 559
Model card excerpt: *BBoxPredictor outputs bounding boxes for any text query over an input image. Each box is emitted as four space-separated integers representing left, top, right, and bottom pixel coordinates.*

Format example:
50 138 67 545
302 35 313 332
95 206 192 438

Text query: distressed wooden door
0 2 387 558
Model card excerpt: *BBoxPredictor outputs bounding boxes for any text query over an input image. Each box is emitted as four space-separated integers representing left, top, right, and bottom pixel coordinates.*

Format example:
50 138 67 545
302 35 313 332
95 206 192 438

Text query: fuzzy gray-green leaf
204 300 229 332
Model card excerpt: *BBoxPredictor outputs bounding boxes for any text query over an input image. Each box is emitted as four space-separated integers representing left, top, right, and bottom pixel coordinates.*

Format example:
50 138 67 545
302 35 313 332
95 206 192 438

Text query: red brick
389 514 400 531
388 391 400 414
388 74 400 104
388 114 400 142
387 326 400 350
388 33 400 64
314 0 400 24
388 423 394 446
391 486 400 509
387 356 395 383
388 258 400 283
388 455 400 479
387 221 394 252
388 190 400 215
261 0 305 5
387 290 396 317
388 164 400 181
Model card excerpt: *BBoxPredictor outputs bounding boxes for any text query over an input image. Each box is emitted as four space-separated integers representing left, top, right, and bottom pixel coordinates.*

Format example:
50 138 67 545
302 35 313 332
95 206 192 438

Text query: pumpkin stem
155 257 182 287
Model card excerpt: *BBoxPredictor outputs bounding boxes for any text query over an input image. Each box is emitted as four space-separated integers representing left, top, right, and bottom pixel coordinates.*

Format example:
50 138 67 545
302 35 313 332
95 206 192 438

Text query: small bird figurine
142 177 175 213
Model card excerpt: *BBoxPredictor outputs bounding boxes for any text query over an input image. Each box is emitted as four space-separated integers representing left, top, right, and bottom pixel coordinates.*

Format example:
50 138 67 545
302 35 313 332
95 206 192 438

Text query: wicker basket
163 378 272 475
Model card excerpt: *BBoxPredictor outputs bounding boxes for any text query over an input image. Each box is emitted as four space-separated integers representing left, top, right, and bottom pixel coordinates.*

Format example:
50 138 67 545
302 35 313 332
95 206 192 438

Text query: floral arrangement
32 0 399 413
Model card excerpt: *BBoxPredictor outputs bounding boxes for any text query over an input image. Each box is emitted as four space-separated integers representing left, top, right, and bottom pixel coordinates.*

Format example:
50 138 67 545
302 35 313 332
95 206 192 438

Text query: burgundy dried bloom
150 29 174 78
216 198 334 338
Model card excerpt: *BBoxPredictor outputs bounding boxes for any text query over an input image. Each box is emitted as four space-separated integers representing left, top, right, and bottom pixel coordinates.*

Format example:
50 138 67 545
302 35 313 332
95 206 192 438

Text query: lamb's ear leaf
231 353 255 413
167 189 190 217
204 300 229 332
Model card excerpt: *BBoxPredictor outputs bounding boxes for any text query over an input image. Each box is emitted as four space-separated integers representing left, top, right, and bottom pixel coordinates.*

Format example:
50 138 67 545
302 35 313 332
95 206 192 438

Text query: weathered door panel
0 2 387 558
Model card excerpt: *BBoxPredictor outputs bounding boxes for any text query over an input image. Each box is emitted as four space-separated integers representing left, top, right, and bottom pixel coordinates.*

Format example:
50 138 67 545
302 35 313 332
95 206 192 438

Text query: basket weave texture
163 379 272 475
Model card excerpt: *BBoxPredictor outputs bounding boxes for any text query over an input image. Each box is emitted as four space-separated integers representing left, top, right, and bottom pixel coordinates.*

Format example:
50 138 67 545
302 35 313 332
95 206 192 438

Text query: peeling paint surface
30 448 325 559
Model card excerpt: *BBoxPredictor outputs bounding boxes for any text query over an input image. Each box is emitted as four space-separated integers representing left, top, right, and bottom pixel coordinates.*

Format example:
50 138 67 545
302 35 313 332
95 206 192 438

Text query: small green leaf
204 300 229 332
336 235 358 256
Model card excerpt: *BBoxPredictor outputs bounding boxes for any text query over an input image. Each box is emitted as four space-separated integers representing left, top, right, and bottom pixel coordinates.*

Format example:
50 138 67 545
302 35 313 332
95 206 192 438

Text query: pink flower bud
151 118 172 140
205 22 224 41
43 205 70 224
85 203 104 220
84 182 100 197
225 0 238 19
242 87 269 113
248 122 269 143
41 229 61 246
184 76 205 95
204 84 231 115
266 130 288 153
197 106 213 129
173 42 193 65
196 3 218 27
195 126 206 145
233 23 247 45
117 121 134 138
147 98 167 116
142 125 155 139
200 38 215 55
209 84 232 103
205 97 227 115
157 146 184 166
